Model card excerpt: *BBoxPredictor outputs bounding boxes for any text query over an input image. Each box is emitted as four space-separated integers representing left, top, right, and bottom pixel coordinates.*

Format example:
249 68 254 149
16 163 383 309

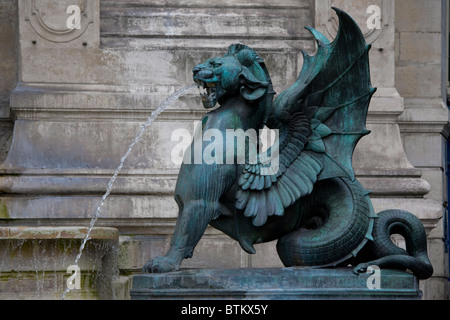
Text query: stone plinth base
130 267 421 300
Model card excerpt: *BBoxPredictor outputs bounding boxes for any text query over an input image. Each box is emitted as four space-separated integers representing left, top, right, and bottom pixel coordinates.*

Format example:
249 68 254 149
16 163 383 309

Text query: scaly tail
353 210 433 280
276 177 376 267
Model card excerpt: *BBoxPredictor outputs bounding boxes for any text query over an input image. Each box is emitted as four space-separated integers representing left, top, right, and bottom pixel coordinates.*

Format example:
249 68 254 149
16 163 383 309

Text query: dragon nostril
198 70 214 79
193 66 201 74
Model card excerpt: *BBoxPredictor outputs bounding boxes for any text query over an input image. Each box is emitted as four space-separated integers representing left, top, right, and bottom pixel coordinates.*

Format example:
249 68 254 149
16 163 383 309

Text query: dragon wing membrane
235 8 376 227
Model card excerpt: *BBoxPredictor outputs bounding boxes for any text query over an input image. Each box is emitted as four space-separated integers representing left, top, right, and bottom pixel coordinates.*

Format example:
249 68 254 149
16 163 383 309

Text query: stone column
394 0 448 300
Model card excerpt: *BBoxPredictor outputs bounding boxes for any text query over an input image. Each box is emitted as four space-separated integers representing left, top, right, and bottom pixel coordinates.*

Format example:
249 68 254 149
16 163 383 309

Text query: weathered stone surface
395 0 448 295
370 198 443 234
396 64 442 99
353 123 415 171
396 0 441 33
402 133 446 168
0 0 447 300
357 176 430 197
398 32 441 63
0 226 120 299
0 226 118 239
131 267 422 300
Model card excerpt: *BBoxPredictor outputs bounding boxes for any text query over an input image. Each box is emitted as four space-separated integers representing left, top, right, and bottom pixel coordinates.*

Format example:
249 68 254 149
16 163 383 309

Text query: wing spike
305 26 331 46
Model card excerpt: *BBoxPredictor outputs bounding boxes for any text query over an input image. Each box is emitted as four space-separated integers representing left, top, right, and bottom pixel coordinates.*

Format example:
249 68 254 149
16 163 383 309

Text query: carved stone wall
24 0 96 43
1 0 316 272
0 0 448 299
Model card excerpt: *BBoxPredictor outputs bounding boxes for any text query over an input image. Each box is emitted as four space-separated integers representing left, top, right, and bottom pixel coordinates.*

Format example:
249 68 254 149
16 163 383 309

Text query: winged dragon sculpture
143 8 433 279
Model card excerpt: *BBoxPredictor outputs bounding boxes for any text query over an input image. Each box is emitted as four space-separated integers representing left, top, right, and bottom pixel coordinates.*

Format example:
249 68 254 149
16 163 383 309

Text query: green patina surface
143 8 433 281
131 267 422 300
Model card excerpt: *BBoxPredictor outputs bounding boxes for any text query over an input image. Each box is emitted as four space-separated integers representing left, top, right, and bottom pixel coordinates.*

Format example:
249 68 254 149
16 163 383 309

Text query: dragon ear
239 64 269 102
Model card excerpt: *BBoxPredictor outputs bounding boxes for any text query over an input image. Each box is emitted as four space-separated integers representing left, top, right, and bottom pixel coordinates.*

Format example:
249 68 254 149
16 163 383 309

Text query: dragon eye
212 62 222 68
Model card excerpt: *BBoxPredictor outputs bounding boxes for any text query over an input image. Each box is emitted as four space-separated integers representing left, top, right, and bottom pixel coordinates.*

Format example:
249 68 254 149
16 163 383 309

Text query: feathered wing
235 8 376 227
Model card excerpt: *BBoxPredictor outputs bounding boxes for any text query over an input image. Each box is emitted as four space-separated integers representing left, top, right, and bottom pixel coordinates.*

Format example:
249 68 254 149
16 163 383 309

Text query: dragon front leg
143 199 222 273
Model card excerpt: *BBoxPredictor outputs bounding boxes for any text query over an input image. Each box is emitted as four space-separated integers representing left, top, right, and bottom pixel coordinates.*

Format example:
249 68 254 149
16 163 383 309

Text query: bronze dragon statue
143 8 433 280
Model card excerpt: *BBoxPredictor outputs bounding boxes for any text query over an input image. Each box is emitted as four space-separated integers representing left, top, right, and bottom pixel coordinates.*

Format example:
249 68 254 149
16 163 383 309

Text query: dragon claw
143 256 180 273
353 263 369 275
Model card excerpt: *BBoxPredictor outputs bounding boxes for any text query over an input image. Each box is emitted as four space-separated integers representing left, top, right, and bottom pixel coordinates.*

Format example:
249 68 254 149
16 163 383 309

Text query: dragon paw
142 256 180 273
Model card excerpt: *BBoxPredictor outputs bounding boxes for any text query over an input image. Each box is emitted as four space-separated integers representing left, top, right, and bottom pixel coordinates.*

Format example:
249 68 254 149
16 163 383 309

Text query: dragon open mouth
195 79 218 109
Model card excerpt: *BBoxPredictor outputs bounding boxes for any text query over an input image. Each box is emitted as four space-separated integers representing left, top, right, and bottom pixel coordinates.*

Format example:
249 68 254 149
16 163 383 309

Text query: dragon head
193 44 275 110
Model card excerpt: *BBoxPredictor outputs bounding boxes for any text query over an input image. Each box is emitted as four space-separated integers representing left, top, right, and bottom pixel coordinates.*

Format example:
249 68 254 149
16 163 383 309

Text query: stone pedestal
130 268 422 300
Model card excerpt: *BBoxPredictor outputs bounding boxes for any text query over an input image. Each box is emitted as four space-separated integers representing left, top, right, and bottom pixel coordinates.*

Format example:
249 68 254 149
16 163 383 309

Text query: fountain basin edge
0 226 120 300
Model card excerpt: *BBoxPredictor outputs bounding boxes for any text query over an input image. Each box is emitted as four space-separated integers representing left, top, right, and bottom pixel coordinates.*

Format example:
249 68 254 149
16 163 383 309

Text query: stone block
396 0 441 32
2 118 194 171
0 271 98 300
428 214 445 239
0 226 120 300
370 197 443 234
428 238 447 278
112 276 132 300
420 169 445 201
100 4 312 40
395 64 442 98
0 194 179 221
422 277 449 300
357 176 430 197
402 132 445 168
353 123 415 171
119 234 247 272
398 100 448 123
399 32 441 63
119 235 171 271
131 267 422 300
16 1 313 88
369 44 396 88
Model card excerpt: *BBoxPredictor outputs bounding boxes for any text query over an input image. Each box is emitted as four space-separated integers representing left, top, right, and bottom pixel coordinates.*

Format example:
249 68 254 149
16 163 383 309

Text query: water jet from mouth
61 84 197 299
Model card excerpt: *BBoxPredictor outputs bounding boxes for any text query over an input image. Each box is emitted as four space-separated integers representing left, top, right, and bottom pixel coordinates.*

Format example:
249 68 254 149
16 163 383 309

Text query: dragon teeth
197 85 207 95
196 81 217 107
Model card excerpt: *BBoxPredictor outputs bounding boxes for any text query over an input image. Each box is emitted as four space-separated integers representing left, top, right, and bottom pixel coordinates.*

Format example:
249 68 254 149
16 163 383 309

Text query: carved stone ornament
24 0 95 43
